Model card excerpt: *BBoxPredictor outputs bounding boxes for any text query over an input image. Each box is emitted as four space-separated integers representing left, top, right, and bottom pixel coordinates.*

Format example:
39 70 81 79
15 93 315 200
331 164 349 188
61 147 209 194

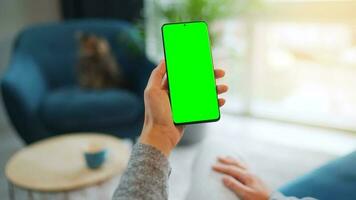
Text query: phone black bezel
161 21 221 125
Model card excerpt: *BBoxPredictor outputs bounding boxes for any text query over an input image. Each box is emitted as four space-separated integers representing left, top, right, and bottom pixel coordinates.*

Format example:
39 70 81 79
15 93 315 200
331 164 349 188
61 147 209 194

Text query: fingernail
218 156 227 161
222 176 230 185
212 164 219 170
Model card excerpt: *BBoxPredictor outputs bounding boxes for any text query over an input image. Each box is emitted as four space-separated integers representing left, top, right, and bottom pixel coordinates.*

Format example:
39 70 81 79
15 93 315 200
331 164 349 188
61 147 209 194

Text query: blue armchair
1 20 155 144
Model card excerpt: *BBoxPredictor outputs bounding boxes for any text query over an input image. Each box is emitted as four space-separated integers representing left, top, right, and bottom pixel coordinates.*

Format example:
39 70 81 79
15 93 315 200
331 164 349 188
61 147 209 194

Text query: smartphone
161 21 220 125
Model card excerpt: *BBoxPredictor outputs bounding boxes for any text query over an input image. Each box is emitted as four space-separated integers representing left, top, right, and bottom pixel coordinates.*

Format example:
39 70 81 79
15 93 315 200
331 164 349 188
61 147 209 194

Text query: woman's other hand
213 156 271 200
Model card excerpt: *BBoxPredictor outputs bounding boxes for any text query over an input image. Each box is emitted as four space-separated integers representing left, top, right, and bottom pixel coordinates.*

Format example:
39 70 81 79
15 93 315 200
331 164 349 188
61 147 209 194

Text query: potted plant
153 0 260 45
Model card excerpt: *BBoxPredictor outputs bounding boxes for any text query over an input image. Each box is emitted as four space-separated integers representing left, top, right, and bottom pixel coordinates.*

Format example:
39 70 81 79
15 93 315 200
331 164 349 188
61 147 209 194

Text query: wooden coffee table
5 133 130 200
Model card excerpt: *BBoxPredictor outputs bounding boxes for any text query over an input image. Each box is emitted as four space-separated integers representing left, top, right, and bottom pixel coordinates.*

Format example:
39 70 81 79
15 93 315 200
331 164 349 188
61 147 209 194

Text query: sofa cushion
279 151 356 200
40 87 143 132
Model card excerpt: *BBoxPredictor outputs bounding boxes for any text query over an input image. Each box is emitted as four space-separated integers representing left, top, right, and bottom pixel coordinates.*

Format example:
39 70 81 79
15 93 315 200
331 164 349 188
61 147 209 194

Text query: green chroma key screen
161 21 220 125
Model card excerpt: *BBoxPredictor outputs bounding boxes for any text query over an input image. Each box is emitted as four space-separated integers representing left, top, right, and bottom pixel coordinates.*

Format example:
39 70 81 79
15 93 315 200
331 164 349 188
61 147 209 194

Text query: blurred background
1 0 356 200
146 0 356 132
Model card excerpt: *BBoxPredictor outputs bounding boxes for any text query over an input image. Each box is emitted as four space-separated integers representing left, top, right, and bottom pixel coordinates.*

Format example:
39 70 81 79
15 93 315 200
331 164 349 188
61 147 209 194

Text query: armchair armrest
1 53 49 144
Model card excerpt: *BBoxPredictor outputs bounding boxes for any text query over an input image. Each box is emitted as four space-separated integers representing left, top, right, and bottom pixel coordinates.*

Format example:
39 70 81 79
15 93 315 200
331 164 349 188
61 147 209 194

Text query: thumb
147 60 166 88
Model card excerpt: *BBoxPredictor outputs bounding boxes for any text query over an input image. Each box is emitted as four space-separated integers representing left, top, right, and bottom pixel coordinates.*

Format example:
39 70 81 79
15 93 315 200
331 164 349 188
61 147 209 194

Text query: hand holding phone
139 60 228 156
162 21 222 124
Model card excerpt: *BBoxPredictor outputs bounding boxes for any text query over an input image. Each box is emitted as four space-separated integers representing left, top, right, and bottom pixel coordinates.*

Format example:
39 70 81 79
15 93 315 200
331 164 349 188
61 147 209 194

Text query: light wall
0 0 61 73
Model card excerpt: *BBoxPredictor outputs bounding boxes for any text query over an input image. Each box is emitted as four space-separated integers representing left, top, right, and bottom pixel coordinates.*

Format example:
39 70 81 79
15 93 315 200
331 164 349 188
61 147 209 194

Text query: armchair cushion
40 87 143 132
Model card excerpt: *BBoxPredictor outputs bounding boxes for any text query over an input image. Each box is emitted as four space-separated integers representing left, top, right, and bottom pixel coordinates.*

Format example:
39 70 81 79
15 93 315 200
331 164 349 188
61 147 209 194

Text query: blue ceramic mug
84 148 108 169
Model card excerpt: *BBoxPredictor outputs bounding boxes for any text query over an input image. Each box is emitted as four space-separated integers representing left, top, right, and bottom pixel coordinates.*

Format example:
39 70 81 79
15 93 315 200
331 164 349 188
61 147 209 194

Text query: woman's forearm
112 143 171 200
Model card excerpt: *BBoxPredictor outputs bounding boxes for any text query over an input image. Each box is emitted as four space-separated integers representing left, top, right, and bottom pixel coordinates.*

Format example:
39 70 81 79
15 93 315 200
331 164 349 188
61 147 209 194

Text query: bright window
225 0 356 131
145 0 356 131
249 22 356 130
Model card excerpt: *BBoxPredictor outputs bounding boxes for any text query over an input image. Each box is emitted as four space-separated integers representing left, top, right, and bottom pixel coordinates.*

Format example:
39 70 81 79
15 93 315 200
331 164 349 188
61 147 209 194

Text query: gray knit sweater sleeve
112 143 170 200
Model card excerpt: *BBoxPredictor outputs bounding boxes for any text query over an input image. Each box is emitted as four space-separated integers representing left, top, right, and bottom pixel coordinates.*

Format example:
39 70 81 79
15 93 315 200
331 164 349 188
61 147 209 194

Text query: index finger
147 60 166 89
212 164 248 184
217 156 248 170
214 69 225 79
